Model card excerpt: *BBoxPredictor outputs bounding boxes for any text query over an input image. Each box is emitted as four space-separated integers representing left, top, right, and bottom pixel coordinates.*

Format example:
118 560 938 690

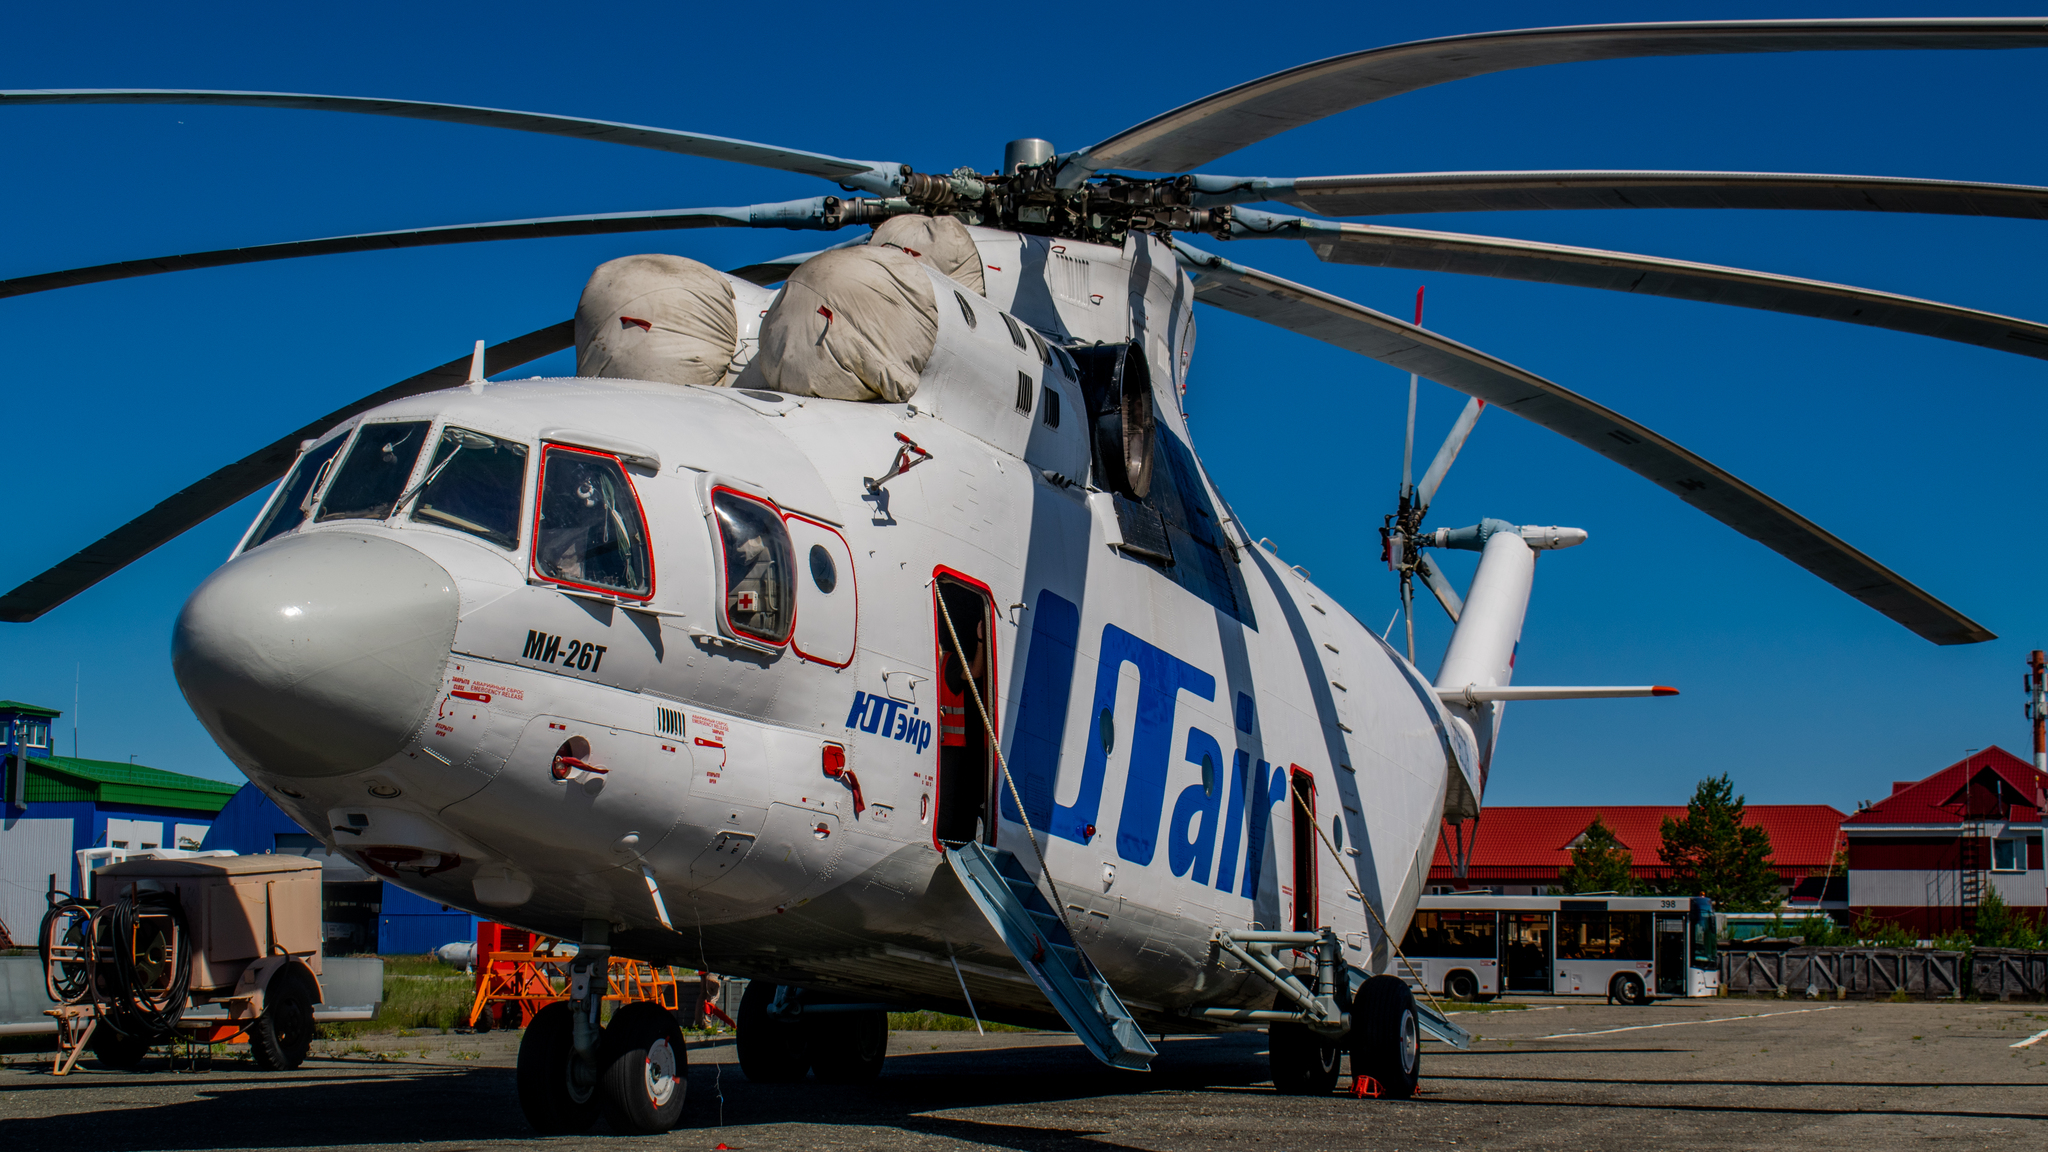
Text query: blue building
0 700 239 944
203 784 475 954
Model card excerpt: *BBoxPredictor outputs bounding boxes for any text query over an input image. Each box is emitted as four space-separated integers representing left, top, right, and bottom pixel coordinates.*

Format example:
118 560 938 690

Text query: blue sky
1 2 2043 814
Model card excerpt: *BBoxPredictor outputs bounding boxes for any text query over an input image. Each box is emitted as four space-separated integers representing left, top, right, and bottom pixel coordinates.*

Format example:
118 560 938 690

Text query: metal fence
1720 948 1966 999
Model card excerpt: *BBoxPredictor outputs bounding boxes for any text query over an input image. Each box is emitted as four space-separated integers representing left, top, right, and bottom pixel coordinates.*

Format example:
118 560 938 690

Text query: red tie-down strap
619 316 653 331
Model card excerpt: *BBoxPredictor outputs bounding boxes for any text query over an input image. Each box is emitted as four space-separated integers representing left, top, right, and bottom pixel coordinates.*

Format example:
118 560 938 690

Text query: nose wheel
517 944 690 1135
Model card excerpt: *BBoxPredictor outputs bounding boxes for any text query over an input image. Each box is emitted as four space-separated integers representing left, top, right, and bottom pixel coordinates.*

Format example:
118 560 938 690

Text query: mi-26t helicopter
2 17 2038 1133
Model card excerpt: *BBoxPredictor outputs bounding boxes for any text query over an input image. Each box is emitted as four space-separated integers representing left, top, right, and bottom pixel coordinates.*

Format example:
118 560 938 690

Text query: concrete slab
3 998 2047 1150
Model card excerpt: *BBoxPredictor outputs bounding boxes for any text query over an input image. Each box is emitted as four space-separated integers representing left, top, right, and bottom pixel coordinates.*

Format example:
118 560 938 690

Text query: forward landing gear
514 926 689 1135
736 981 889 1084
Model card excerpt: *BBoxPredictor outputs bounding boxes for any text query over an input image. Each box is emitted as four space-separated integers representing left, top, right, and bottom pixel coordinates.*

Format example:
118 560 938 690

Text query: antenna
466 339 487 394
72 663 79 758
2028 650 2046 772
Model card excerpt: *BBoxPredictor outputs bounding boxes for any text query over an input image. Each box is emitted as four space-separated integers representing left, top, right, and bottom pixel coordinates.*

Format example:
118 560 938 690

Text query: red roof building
1843 746 2046 935
1429 804 1847 898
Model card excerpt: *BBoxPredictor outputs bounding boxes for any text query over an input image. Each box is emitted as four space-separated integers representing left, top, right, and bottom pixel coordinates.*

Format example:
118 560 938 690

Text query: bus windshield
1691 897 1718 967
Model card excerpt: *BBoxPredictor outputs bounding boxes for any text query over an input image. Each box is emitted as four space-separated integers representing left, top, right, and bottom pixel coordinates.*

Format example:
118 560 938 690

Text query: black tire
1351 975 1421 1100
88 1023 152 1071
808 1009 888 1084
599 1002 687 1133
1471 992 1497 1004
248 964 318 1072
517 1001 602 1134
1612 973 1648 1006
1444 970 1479 1002
1268 1020 1343 1096
736 981 810 1083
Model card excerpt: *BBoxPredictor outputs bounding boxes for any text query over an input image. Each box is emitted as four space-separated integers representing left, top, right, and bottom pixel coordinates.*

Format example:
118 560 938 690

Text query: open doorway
1289 767 1318 932
933 572 997 847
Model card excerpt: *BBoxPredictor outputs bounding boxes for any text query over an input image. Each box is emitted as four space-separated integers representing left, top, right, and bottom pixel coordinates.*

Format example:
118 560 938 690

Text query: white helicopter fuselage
173 229 1479 1030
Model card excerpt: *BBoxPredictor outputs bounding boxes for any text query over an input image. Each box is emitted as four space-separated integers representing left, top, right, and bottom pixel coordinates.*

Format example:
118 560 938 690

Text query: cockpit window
533 446 652 597
317 421 431 523
712 488 793 645
247 433 348 549
409 427 529 549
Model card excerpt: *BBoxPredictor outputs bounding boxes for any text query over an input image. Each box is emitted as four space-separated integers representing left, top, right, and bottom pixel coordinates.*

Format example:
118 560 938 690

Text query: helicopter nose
173 531 458 779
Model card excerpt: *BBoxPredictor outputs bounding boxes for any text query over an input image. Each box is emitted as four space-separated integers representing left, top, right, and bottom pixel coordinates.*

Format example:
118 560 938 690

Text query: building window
1993 838 2025 873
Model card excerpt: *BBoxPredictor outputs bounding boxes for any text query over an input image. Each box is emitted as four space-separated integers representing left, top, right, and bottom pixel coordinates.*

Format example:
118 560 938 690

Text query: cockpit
241 417 653 603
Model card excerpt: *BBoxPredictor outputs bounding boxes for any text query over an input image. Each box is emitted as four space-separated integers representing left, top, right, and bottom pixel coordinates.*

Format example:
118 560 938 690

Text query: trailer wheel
89 1023 152 1071
736 981 811 1083
1268 1020 1342 1095
248 965 318 1072
1352 975 1420 1099
517 1001 602 1134
599 1002 687 1133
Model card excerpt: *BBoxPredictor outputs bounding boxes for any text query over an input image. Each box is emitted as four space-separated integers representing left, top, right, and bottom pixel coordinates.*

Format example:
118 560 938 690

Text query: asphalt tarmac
4 997 2047 1151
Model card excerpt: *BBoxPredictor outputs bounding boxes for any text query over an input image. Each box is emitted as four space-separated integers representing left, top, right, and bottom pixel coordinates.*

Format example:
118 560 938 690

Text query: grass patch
318 964 479 1039
1440 1000 1528 1013
888 1010 1034 1032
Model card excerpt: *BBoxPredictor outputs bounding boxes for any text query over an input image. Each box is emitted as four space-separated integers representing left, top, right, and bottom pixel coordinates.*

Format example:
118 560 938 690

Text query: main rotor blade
1175 242 1992 646
0 199 895 300
1070 19 2048 177
1224 209 2048 363
1187 170 2048 220
1416 555 1464 623
0 89 906 197
0 321 572 623
1415 397 1485 516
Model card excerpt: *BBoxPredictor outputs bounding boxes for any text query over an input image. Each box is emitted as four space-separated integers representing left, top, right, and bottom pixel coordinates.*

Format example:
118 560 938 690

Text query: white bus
1397 894 1720 1004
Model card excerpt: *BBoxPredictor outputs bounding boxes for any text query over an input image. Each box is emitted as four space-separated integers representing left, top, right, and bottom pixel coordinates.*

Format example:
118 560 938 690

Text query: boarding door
1655 914 1688 996
1502 913 1553 993
1289 768 1318 932
932 571 998 847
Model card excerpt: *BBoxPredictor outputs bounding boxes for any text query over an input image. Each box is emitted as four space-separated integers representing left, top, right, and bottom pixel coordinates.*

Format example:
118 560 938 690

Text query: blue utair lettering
845 691 930 753
1168 727 1225 883
1000 589 1082 832
1049 623 1216 863
1238 756 1291 899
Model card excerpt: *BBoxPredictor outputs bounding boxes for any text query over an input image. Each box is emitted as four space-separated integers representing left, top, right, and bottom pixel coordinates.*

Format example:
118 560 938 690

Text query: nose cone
174 532 458 779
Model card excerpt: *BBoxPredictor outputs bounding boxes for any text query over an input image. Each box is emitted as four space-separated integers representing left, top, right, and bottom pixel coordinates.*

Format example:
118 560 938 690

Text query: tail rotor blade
1417 555 1465 623
1415 397 1486 517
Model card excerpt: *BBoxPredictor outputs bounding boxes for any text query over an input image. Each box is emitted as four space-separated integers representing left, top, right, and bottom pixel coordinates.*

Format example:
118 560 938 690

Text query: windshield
409 427 528 549
1691 897 1718 967
533 446 651 596
317 421 430 522
247 433 348 549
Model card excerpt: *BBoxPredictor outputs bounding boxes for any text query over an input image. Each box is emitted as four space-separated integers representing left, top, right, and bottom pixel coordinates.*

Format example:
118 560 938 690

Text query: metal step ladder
945 843 1157 1071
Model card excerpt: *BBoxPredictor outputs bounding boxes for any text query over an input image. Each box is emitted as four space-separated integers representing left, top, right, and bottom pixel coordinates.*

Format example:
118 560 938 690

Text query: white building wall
0 816 73 942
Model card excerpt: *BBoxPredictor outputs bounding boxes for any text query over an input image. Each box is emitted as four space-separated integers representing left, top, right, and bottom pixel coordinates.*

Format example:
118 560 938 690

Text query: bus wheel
1611 973 1648 1006
1444 971 1478 1002
1352 975 1421 1099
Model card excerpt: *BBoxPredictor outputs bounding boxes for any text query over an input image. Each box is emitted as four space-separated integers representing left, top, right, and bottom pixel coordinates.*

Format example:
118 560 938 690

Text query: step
947 843 1157 1071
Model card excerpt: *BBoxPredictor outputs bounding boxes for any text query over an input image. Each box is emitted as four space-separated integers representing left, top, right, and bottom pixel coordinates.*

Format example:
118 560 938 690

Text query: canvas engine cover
576 254 740 387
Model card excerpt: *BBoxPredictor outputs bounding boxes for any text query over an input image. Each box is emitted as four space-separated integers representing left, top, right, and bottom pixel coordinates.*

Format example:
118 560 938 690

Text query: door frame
1288 766 1318 933
930 566 1000 850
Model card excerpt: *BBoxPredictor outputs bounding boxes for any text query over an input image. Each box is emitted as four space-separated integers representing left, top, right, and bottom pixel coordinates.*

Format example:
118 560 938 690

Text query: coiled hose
93 891 192 1040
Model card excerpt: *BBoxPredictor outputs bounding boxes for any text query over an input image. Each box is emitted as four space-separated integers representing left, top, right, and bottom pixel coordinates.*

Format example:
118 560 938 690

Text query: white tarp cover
575 254 739 387
872 214 986 296
746 246 937 403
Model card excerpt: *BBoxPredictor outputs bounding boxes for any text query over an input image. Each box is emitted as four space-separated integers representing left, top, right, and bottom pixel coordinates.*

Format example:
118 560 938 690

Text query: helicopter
1 16 2038 1134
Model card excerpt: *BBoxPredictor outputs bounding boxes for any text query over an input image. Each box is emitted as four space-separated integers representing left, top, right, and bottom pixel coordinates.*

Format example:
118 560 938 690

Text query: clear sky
1 2 2043 813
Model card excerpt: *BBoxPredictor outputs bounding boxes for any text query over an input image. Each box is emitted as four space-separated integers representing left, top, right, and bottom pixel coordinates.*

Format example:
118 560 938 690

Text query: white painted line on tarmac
1536 1005 1843 1039
2010 1027 2048 1049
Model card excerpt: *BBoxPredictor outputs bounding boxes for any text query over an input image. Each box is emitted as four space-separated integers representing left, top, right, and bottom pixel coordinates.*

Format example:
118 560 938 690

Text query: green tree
1974 888 2044 950
1658 775 1780 912
1554 816 1637 895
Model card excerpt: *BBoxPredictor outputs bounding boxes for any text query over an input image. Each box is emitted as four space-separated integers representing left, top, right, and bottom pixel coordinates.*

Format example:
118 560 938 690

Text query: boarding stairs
946 843 1157 1070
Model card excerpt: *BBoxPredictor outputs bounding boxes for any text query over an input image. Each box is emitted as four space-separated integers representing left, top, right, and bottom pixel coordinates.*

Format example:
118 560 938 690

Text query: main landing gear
516 924 687 1135
736 981 890 1084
